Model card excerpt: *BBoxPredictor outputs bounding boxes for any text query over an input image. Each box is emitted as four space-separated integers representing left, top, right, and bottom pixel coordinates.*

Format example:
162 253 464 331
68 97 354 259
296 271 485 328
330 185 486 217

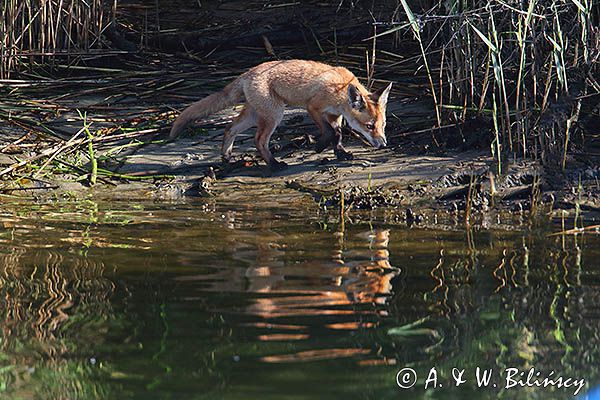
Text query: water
0 198 599 399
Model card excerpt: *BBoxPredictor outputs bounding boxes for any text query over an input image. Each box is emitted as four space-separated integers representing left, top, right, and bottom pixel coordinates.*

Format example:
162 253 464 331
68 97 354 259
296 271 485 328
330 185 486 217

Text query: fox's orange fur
169 60 392 170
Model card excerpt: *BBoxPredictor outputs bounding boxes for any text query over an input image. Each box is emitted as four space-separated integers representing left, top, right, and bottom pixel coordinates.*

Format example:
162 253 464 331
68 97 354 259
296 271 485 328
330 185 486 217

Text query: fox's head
343 82 392 149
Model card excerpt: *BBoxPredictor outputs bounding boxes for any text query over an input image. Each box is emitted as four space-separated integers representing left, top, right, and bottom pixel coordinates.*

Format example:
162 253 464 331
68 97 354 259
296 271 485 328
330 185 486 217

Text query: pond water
0 198 599 399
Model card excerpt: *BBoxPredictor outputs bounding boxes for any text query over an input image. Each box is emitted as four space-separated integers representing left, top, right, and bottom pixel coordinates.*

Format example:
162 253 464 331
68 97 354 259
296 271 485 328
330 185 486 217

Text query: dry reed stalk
391 0 599 169
1 0 116 78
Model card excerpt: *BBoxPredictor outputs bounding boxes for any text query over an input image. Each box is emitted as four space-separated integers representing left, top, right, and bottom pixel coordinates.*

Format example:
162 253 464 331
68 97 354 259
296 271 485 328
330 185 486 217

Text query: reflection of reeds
0 0 116 78
0 248 117 345
0 248 118 398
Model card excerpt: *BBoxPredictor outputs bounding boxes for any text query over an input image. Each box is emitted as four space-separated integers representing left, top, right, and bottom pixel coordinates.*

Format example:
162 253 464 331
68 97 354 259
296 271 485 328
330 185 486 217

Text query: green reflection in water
0 199 598 399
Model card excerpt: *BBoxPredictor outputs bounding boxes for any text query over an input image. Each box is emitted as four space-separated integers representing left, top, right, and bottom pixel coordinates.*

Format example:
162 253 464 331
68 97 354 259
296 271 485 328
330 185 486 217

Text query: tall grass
0 0 116 78
397 0 600 168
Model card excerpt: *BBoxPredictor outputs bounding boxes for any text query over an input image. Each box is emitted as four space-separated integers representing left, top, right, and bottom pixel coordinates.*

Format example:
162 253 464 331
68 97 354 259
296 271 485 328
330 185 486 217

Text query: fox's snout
373 136 387 149
352 128 387 149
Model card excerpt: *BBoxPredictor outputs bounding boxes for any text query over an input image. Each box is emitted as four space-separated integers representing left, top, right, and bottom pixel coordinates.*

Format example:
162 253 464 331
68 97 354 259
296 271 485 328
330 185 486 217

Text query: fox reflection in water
179 229 398 361
246 229 396 319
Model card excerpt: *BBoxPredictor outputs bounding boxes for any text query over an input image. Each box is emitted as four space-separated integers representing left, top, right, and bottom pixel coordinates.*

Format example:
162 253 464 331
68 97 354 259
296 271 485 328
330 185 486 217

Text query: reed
0 0 116 78
398 0 442 127
394 0 600 168
79 111 98 186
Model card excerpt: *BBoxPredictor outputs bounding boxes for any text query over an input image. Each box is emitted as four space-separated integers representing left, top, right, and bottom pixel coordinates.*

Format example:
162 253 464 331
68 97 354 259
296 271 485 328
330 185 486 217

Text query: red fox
169 60 392 170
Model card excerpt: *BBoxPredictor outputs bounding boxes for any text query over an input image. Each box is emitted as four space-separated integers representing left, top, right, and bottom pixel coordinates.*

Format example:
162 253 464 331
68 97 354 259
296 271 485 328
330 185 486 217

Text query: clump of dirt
324 186 405 210
430 162 549 213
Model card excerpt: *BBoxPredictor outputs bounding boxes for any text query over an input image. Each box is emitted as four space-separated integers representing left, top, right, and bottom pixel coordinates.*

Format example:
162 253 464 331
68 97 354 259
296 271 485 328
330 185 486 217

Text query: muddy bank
115 111 600 218
3 100 597 224
1 70 597 217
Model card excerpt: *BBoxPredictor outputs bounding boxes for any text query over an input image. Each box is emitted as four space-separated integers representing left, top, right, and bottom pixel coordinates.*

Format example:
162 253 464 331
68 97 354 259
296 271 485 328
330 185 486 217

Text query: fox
168 59 392 170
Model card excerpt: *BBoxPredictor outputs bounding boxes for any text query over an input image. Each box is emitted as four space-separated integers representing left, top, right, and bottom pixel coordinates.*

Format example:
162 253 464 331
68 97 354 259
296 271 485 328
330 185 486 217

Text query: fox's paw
269 160 288 171
335 151 354 161
315 137 332 153
315 140 329 153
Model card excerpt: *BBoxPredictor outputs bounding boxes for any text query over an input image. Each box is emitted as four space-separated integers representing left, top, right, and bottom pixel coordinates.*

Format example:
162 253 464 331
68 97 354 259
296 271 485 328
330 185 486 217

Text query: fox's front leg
308 108 353 161
314 121 336 153
325 114 353 161
315 123 353 161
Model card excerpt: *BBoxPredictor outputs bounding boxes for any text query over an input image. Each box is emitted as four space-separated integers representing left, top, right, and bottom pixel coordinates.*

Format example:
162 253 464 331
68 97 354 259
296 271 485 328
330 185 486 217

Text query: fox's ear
374 82 393 108
348 84 364 110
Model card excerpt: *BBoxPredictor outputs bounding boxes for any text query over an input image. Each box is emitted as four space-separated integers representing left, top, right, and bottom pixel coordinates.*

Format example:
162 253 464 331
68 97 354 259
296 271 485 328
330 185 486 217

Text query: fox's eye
366 121 375 130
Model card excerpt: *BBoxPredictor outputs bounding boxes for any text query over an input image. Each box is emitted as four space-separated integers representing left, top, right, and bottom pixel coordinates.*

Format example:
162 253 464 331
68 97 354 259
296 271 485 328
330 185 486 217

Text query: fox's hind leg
254 107 285 170
222 106 257 162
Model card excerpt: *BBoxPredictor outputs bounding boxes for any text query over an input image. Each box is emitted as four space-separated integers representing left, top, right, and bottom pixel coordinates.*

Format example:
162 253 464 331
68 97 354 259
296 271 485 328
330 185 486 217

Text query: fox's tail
169 78 244 139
